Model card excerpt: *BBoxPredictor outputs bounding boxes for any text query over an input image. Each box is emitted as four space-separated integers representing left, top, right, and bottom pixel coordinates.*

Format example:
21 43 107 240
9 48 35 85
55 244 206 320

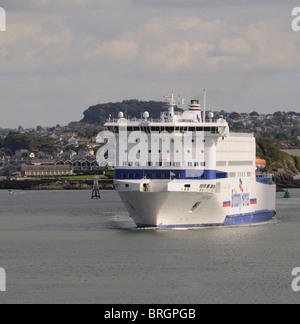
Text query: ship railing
106 118 162 123
256 173 276 184
230 132 254 137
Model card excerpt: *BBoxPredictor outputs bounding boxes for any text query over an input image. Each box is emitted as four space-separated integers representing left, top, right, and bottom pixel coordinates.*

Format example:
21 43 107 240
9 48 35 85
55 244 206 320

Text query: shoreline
0 178 299 191
0 179 115 190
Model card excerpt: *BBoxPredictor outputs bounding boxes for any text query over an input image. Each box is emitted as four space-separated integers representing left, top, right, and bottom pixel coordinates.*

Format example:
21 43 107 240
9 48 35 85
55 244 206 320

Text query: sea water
0 189 299 304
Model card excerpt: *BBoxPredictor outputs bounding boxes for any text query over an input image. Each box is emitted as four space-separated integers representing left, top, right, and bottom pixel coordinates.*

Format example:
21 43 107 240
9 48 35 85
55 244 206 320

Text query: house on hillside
22 165 74 177
15 149 29 158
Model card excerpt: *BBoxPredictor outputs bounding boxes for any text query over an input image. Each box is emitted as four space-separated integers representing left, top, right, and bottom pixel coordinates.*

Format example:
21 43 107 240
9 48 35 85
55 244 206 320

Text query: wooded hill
81 99 182 125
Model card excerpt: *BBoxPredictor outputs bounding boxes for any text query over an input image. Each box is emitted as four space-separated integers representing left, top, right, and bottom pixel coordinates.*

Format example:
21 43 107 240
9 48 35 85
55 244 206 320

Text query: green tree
4 132 36 153
229 112 240 120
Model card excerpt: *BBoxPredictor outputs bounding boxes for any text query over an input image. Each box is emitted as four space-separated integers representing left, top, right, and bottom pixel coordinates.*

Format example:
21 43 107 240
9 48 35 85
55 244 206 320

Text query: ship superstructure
104 93 276 228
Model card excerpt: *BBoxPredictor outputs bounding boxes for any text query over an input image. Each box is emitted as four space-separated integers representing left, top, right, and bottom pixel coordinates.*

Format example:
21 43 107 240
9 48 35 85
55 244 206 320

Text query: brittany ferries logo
223 179 255 209
231 179 250 209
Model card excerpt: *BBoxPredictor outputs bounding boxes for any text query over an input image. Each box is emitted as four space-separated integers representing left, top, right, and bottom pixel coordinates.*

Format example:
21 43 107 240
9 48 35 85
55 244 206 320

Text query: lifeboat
256 158 266 169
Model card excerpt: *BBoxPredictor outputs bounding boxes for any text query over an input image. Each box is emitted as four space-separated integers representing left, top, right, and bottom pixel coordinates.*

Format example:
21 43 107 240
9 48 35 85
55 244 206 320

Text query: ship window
229 161 253 166
129 173 133 179
155 174 162 179
108 126 119 133
184 184 191 188
146 173 153 179
135 173 139 179
164 174 170 179
216 172 227 179
122 173 127 179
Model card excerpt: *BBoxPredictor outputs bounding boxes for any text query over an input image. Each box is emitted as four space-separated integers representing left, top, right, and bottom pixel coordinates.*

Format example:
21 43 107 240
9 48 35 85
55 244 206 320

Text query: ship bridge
103 93 231 174
105 96 229 138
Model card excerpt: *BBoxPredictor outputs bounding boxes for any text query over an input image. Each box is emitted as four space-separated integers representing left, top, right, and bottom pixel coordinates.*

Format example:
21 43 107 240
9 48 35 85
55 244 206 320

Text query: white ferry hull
116 180 276 228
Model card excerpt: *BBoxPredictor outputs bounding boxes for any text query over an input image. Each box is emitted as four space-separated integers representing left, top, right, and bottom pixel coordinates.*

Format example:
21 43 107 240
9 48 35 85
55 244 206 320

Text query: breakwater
0 179 115 190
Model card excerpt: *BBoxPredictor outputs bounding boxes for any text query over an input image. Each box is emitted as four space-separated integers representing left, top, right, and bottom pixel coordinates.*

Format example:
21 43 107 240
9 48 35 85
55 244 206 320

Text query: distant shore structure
23 165 73 177
91 176 101 199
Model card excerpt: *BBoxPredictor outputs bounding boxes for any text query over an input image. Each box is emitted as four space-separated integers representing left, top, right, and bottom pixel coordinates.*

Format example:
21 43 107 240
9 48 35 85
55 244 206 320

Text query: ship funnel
189 100 201 111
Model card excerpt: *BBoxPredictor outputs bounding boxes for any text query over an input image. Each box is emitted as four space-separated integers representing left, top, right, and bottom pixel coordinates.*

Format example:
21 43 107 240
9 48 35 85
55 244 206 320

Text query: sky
0 0 300 128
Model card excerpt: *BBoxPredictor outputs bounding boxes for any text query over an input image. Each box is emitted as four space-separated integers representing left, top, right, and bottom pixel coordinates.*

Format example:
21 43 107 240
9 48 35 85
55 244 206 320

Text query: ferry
104 93 276 228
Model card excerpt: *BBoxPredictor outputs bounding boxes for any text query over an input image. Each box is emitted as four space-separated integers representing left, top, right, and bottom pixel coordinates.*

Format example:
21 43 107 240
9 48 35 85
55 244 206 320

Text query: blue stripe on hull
223 209 276 226
115 169 228 180
136 209 276 229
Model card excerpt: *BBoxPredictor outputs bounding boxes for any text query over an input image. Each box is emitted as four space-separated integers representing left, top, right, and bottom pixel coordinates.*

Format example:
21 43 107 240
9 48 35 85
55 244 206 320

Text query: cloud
1 0 300 128
83 38 139 63
1 0 111 12
0 12 73 74
132 0 297 8
82 15 300 75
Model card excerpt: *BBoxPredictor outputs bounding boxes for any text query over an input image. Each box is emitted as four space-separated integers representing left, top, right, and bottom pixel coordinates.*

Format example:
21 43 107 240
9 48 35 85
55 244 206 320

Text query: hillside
81 100 300 148
256 137 300 187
